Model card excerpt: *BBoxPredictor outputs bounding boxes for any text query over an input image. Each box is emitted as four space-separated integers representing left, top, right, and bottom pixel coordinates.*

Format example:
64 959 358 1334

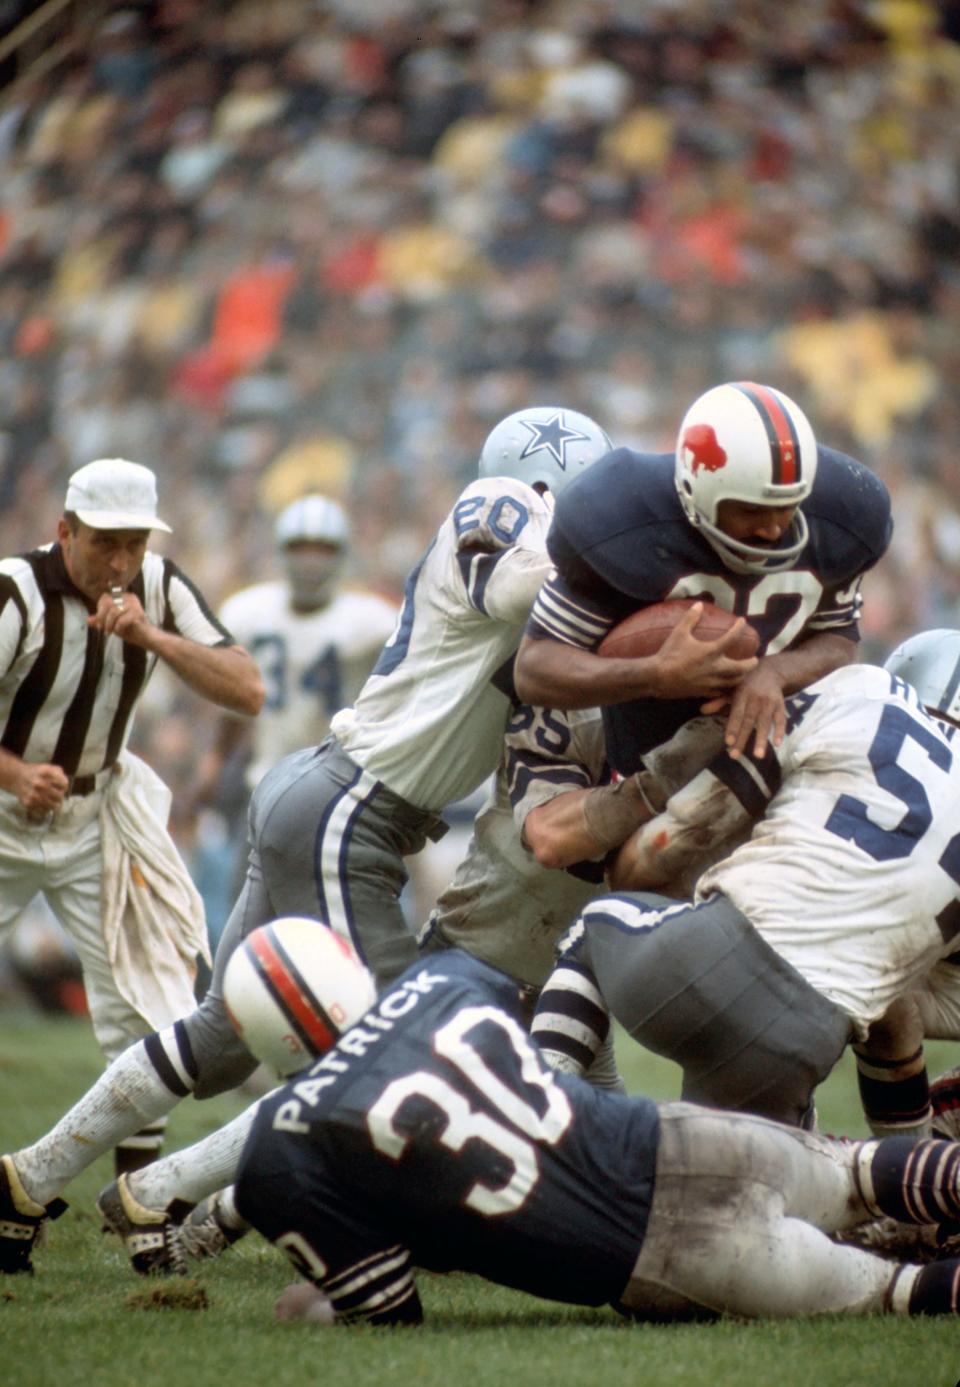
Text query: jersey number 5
824 703 960 940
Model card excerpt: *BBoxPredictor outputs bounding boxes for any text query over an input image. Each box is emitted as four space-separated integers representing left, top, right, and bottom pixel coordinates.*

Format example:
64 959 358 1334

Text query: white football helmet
883 630 960 726
275 494 349 609
223 917 376 1076
478 406 612 496
674 382 818 574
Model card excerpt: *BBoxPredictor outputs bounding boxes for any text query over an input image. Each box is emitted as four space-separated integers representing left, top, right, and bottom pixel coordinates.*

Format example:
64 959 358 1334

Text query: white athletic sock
13 1041 182 1206
127 1101 262 1211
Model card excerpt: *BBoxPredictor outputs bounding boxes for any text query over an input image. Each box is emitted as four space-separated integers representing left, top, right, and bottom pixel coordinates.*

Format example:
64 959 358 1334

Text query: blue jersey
526 447 891 772
235 950 660 1324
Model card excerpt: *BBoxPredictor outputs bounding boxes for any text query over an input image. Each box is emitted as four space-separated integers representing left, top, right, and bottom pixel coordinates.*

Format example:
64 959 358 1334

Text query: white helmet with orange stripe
674 381 818 574
223 918 376 1076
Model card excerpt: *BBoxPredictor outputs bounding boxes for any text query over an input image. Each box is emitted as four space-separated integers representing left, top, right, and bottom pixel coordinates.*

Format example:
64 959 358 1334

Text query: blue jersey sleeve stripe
456 548 505 614
507 757 592 807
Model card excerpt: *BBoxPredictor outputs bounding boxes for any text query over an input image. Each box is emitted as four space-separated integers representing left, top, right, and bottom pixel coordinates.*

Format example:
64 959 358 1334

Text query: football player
229 921 960 1325
0 405 615 1274
531 631 960 1134
198 494 398 812
513 381 892 770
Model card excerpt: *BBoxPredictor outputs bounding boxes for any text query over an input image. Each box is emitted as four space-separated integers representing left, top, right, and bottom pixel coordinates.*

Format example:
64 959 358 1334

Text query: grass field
2 1008 959 1387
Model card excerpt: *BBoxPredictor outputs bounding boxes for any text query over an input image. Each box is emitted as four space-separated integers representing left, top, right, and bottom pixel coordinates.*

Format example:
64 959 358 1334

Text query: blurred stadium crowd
2 0 960 991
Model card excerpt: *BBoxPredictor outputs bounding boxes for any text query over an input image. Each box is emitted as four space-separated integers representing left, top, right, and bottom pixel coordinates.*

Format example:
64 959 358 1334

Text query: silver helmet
883 630 960 724
478 407 612 496
275 494 348 609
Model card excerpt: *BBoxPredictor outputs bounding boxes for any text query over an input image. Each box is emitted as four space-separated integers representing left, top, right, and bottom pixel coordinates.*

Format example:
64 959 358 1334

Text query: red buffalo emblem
682 423 727 473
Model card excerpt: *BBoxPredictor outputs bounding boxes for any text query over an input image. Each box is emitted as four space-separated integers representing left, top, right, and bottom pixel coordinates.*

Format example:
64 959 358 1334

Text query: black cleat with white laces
96 1175 192 1276
179 1190 250 1263
0 1154 67 1274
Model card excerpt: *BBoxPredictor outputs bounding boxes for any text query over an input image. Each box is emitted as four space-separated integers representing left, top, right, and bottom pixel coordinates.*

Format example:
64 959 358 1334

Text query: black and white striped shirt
0 544 233 783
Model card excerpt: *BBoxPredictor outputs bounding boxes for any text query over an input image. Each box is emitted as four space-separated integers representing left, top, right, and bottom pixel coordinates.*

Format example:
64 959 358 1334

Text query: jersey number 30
367 1007 572 1216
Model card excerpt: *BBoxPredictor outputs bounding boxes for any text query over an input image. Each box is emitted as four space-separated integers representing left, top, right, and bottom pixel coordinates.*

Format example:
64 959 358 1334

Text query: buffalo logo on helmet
681 423 728 474
518 411 592 472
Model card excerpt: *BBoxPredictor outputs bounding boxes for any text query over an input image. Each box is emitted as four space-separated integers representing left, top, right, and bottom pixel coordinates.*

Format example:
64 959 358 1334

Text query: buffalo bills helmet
223 917 376 1076
275 494 349 609
883 630 960 726
478 406 612 496
675 382 818 574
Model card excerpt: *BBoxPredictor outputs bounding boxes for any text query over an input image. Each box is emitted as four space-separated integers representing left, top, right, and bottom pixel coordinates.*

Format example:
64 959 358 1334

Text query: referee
0 457 263 1174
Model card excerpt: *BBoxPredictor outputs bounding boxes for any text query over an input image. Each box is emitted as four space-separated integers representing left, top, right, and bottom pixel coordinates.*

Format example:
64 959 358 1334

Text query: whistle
110 585 125 609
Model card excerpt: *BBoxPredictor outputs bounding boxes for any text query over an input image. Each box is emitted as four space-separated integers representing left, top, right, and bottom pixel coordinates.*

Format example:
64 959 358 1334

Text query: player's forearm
609 769 749 890
761 632 857 695
146 633 265 714
524 774 665 868
513 634 666 709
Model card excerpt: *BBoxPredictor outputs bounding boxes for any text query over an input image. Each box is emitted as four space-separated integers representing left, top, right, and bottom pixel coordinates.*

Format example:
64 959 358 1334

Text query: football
597 599 760 660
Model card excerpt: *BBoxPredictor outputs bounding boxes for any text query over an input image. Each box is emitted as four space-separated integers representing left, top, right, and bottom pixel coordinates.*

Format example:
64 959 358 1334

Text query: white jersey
632 664 960 1035
332 477 554 811
219 581 398 790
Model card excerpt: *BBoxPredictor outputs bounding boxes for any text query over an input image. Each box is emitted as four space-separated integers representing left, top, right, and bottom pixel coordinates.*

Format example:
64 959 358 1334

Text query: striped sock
531 962 609 1076
854 1137 960 1224
855 1044 931 1139
908 1260 960 1316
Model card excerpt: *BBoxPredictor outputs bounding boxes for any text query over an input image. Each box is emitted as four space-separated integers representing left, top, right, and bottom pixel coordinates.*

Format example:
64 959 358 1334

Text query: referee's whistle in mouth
110 585 125 608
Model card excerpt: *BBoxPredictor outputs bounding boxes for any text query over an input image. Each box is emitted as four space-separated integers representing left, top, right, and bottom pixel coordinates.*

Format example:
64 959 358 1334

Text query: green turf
1 1010 958 1386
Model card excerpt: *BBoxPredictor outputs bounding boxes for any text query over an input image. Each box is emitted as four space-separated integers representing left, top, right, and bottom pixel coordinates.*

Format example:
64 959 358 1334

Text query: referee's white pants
626 1102 902 1319
0 793 177 1063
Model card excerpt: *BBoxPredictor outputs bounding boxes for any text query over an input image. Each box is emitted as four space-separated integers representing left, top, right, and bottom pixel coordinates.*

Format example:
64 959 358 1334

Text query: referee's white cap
65 458 173 533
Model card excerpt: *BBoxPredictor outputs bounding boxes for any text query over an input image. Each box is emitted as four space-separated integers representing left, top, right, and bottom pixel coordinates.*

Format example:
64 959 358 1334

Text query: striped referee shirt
0 543 233 782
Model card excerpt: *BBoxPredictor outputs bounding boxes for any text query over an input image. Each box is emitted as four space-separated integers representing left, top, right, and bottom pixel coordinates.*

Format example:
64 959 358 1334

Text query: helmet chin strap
697 510 810 575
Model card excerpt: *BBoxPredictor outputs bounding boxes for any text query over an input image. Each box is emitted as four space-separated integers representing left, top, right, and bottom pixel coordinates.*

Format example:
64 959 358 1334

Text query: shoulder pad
805 448 892 577
450 477 546 553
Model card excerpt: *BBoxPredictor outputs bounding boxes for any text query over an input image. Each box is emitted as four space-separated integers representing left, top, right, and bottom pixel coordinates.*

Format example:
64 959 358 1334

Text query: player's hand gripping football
651 602 759 700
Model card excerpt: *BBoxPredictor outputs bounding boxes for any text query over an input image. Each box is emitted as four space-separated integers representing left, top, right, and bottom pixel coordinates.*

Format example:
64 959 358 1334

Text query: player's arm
271 1242 422 1327
506 705 654 868
608 746 773 891
514 586 757 711
702 631 857 759
523 772 664 869
703 566 867 759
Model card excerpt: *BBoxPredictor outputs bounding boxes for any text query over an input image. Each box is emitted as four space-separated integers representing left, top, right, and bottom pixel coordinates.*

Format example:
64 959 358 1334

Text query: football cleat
834 1215 960 1264
96 1175 190 1276
178 1190 250 1262
0 1154 67 1274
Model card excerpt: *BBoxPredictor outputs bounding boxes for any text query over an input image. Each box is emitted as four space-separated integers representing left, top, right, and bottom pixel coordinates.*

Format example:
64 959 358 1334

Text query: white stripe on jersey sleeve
530 579 613 648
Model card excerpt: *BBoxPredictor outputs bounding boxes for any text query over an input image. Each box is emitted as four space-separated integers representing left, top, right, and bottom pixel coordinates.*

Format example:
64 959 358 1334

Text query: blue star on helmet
518 412 591 471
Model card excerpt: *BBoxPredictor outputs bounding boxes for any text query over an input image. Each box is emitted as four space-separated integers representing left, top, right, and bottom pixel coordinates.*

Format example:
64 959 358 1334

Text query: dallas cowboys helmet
675 382 818 575
275 494 349 610
223 917 376 1076
883 630 960 726
478 406 612 496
